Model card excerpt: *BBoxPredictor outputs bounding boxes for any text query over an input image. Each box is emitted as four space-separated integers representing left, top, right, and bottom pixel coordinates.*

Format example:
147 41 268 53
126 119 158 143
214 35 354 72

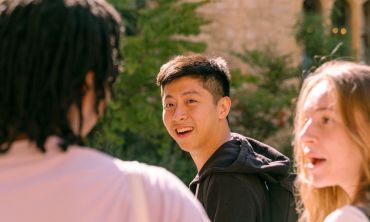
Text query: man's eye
186 99 197 104
164 103 174 109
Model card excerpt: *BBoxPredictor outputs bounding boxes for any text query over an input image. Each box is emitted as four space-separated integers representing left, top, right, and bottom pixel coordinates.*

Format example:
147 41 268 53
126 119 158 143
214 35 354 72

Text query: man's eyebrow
163 90 201 100
163 94 174 100
182 90 201 96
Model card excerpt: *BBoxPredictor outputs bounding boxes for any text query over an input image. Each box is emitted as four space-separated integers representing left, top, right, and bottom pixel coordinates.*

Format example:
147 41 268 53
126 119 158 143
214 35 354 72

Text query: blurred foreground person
294 61 370 222
0 0 209 221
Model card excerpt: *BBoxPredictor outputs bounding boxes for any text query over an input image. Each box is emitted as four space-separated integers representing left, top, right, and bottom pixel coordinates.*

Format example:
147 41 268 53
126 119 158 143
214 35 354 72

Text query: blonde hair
294 61 370 222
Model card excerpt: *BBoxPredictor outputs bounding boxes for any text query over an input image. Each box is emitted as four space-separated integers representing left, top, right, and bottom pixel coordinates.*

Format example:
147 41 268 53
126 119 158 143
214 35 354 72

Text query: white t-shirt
0 137 210 222
324 205 369 222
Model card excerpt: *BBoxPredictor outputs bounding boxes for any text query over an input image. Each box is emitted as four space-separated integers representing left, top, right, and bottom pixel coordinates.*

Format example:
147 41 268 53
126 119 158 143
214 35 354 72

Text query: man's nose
172 105 188 121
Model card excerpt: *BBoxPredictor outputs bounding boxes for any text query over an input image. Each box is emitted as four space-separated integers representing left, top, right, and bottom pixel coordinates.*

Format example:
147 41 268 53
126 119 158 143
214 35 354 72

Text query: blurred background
88 0 366 183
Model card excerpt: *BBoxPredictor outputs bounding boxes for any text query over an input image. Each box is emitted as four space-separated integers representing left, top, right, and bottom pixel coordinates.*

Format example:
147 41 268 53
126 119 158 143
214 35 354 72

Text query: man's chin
176 143 192 153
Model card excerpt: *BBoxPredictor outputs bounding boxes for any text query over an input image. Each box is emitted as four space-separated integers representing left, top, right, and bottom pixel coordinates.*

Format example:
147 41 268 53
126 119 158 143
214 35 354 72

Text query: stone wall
184 0 370 69
185 0 303 70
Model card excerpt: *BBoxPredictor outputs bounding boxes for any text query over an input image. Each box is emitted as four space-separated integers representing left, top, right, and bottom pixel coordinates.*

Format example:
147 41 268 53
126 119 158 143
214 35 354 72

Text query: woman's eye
320 116 332 125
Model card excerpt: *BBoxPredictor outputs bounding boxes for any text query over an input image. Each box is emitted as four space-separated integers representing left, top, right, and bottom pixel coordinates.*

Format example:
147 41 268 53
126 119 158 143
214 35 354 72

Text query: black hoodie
189 133 291 222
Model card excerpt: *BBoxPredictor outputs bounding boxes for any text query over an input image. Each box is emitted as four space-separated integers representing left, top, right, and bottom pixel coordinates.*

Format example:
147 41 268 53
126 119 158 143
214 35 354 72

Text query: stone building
186 0 370 69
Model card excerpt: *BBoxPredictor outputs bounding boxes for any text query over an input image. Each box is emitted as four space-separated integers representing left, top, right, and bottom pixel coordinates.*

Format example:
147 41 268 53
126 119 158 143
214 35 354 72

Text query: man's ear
84 71 94 90
217 96 231 119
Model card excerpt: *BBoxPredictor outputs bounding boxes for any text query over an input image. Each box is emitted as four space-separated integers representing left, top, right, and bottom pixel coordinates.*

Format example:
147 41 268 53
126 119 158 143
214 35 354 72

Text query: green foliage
230 49 299 156
88 0 207 183
295 7 353 74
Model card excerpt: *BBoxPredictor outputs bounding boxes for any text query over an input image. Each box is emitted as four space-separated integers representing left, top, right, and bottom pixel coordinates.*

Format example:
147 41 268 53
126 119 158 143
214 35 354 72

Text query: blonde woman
294 61 370 222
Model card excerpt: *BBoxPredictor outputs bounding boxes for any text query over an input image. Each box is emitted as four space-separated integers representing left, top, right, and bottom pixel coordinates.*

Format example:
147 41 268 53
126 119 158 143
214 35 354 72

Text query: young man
0 1 209 221
157 55 293 222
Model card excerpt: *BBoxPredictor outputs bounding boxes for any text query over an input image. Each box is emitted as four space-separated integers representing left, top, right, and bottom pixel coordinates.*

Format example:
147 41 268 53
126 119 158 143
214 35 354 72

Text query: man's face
161 76 227 153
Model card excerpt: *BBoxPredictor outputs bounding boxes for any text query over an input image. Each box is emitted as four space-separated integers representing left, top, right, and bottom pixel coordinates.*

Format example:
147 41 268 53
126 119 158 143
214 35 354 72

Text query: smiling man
156 55 295 222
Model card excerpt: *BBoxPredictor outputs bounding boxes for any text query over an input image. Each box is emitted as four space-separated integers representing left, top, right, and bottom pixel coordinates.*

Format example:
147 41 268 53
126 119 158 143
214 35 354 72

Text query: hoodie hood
190 133 291 189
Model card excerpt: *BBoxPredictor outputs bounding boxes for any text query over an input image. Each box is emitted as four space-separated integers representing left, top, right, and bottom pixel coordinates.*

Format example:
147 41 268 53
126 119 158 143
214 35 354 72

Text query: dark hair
156 54 231 102
0 0 122 153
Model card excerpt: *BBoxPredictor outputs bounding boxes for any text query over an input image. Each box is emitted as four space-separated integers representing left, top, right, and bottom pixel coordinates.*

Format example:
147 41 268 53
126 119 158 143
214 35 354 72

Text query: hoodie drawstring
195 182 200 199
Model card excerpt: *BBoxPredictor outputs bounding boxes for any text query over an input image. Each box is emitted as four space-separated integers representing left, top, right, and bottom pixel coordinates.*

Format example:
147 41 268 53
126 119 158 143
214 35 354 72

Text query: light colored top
0 137 210 222
324 205 369 222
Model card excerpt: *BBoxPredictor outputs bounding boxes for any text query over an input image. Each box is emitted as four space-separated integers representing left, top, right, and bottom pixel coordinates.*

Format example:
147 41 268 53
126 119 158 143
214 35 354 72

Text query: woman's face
298 80 362 197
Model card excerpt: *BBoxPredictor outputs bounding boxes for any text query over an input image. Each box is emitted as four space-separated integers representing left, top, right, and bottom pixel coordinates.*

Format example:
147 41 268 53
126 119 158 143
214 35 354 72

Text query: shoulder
70 148 209 221
231 132 282 158
324 205 369 222
207 172 263 189
203 173 267 201
119 161 210 222
67 146 182 188
231 132 271 148
113 159 189 192
67 146 175 178
200 173 268 221
70 147 194 198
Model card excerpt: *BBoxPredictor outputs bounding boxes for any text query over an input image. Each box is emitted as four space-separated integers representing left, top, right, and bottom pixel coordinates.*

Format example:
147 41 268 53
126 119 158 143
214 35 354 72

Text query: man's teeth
176 127 193 133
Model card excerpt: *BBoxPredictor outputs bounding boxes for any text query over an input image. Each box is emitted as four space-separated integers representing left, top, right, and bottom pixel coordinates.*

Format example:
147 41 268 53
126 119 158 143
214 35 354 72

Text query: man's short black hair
156 54 231 102
0 0 122 152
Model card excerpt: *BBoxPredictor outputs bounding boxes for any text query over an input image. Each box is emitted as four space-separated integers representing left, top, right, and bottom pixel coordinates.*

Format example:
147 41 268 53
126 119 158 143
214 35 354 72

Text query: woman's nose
299 118 318 145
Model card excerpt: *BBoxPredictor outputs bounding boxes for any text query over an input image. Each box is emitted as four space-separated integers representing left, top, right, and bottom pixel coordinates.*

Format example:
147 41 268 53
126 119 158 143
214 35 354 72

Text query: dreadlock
0 0 122 153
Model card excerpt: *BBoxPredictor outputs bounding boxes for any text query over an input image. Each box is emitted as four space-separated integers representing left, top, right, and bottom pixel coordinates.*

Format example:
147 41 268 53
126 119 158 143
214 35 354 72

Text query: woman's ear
217 96 231 119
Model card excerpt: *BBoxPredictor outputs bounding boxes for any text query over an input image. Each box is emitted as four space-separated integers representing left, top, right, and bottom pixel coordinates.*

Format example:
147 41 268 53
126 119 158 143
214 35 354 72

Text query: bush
230 49 299 157
295 7 353 75
88 0 208 183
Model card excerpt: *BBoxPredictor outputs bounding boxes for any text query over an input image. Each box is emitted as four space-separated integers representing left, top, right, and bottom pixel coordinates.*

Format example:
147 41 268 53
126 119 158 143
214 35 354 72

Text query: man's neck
190 129 231 172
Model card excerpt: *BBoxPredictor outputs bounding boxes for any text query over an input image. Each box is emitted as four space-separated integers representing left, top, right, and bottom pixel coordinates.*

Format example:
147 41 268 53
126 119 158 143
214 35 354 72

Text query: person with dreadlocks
0 0 209 221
